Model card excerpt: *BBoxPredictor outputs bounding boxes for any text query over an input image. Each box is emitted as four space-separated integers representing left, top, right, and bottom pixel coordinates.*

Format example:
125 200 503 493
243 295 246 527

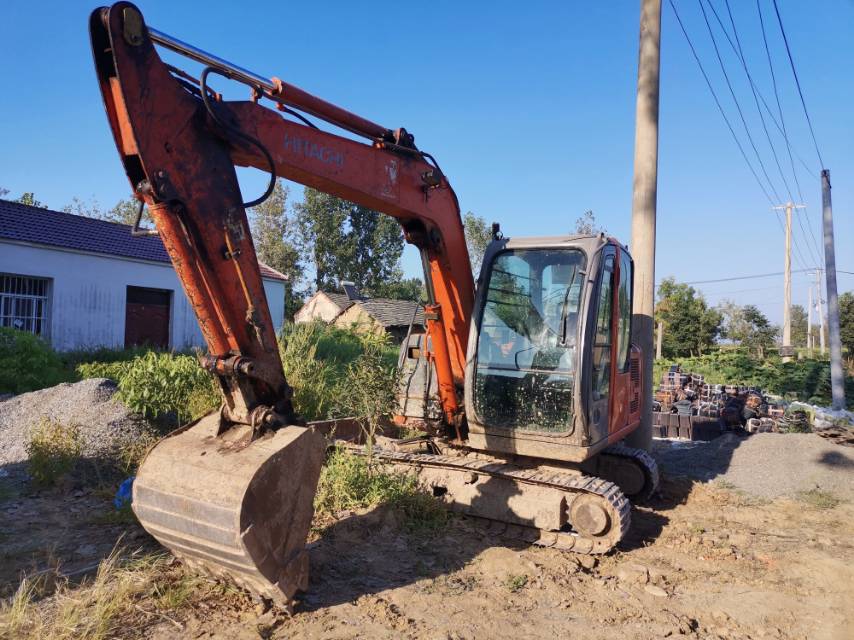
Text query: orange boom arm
90 2 473 432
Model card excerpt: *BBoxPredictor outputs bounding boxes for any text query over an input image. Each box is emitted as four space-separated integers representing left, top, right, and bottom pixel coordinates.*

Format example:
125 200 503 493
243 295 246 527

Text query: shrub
0 328 69 394
314 447 446 531
332 339 399 452
26 419 83 487
279 322 336 421
115 352 219 425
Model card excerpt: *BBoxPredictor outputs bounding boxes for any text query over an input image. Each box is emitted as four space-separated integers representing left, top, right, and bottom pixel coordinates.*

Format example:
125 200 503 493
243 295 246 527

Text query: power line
668 0 774 205
715 0 793 203
681 268 814 285
712 0 820 269
756 0 811 194
696 0 782 203
772 0 825 169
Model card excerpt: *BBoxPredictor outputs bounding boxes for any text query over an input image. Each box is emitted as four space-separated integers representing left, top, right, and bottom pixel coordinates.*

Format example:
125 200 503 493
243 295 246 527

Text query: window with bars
1 274 51 338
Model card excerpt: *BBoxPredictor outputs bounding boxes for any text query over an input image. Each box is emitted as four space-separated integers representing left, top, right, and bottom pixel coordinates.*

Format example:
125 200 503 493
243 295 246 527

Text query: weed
115 352 219 426
505 574 528 593
714 480 737 492
88 503 137 526
25 420 83 487
0 548 210 640
332 337 399 456
795 488 841 509
115 430 158 476
0 575 43 638
0 328 70 394
315 447 446 531
279 322 336 420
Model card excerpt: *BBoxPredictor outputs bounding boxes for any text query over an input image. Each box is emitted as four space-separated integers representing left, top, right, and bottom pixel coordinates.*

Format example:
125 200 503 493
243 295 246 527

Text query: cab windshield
473 248 585 433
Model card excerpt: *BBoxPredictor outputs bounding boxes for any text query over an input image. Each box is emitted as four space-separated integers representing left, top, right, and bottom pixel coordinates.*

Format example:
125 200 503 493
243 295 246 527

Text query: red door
125 286 171 349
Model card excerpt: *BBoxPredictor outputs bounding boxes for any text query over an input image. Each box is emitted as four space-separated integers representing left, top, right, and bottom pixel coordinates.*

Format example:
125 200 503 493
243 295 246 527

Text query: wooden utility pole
656 321 663 359
772 202 804 362
627 0 661 452
821 170 845 410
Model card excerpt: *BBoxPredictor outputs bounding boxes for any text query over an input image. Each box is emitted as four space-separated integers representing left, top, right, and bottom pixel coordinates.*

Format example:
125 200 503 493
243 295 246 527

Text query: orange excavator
90 3 658 608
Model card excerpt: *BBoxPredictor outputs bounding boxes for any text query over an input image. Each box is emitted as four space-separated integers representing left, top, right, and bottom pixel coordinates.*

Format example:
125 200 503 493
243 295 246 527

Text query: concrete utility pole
627 0 661 452
807 284 813 353
772 202 805 362
820 170 845 410
656 321 663 360
817 268 826 354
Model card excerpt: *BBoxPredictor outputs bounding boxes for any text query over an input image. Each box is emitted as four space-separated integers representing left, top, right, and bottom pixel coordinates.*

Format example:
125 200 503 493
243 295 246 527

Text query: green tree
295 188 405 295
14 192 47 208
372 277 425 302
739 305 779 358
656 277 721 357
463 211 492 276
249 181 304 318
790 304 808 348
839 291 854 357
574 210 605 235
62 195 152 227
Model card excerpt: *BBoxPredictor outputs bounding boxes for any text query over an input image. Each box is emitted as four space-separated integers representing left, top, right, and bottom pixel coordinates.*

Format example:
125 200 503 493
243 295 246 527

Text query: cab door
587 246 616 443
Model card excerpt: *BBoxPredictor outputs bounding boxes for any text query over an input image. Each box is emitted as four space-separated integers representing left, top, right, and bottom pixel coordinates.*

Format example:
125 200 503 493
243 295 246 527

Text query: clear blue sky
1 1 851 323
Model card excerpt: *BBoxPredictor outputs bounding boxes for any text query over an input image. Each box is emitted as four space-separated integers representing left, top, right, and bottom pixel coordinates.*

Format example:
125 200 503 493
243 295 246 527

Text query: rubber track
601 443 660 503
357 447 631 554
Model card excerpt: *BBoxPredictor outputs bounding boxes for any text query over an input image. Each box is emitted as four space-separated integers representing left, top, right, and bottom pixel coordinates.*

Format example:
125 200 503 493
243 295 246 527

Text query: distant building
0 200 287 351
295 287 424 342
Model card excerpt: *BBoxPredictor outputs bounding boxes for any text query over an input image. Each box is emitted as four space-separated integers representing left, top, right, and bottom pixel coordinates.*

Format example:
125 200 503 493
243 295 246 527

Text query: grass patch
0 548 234 640
25 420 83 487
504 574 528 593
795 488 841 509
314 447 447 532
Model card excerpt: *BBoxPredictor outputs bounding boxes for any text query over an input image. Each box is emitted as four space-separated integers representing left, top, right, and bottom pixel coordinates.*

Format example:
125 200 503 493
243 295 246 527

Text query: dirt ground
2 433 852 640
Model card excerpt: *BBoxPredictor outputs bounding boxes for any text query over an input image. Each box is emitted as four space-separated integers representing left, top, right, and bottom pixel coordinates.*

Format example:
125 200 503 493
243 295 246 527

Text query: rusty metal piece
132 413 325 606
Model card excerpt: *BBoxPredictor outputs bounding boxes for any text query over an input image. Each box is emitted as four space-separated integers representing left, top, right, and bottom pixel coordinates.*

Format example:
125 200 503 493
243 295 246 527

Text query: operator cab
463 234 641 462
397 233 641 464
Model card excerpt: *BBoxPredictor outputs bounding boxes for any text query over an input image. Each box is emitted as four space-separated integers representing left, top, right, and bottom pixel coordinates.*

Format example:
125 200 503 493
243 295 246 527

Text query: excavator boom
90 2 473 606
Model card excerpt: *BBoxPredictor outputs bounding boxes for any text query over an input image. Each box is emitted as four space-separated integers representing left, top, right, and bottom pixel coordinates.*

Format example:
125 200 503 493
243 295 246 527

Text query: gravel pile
0 378 150 466
653 432 854 500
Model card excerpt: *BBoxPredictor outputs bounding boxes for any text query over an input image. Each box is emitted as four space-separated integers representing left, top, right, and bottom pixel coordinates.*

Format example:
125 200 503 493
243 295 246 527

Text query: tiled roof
320 291 357 312
0 199 287 281
355 298 425 328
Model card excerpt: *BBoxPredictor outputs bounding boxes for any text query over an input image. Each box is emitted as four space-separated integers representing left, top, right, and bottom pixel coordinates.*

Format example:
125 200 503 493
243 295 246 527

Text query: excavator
90 3 659 608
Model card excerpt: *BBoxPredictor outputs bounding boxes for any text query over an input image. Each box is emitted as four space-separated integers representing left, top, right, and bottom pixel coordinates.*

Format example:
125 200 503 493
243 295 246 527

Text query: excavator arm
91 2 473 433
89 2 473 607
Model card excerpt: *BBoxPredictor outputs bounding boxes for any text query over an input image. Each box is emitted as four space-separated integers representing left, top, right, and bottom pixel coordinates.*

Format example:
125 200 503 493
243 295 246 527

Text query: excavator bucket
132 412 326 606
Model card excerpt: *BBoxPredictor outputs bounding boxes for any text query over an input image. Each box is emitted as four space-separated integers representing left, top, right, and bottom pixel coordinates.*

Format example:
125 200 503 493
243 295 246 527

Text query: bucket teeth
132 413 325 606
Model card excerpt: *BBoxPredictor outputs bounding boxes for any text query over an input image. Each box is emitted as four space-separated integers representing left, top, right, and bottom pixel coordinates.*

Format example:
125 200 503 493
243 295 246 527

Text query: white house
0 200 287 351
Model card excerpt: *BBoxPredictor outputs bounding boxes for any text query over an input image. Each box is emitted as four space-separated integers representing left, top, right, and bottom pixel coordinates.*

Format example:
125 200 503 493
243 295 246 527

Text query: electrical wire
200 66 276 209
696 0 782 204
669 0 774 206
715 0 820 270
714 0 793 203
681 268 814 285
772 0 825 169
756 0 811 191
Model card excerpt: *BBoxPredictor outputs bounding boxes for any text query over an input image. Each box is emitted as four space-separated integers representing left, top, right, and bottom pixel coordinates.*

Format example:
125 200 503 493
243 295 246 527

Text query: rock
614 563 649 584
643 584 668 598
576 555 597 571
